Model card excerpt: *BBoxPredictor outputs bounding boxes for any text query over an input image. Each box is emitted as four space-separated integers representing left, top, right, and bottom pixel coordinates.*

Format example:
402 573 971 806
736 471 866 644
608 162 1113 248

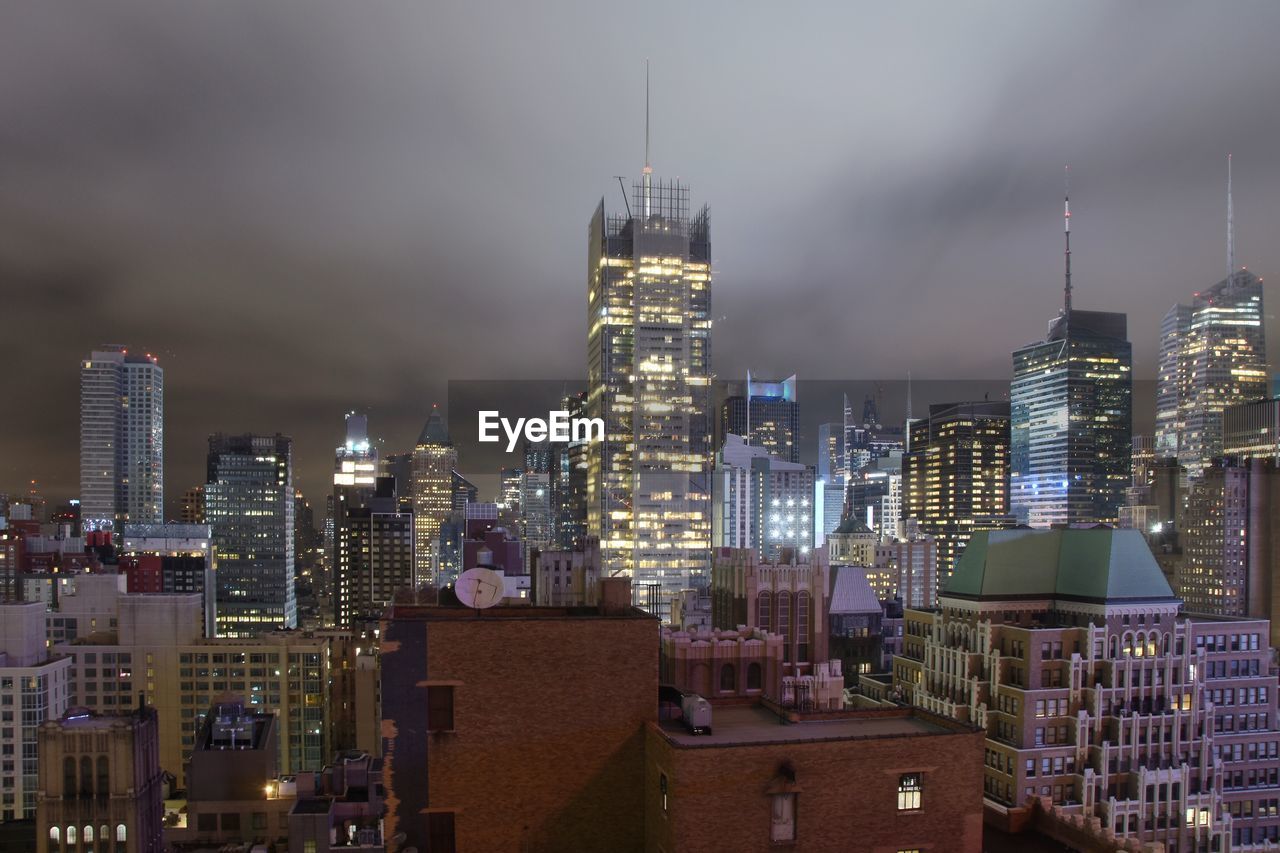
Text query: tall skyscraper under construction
586 70 712 617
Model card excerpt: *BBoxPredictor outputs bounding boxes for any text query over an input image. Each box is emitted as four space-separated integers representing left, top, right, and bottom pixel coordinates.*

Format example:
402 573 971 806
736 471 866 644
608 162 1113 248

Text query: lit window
898 773 922 810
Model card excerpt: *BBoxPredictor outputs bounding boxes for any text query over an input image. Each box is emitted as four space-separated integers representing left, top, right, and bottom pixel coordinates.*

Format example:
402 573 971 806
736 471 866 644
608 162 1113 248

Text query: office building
552 390 590 550
883 527 1280 851
333 476 414 628
0 603 73 821
903 400 1012 582
120 523 216 637
50 586 331 788
410 407 455 585
35 706 163 853
179 486 205 525
1156 159 1267 478
80 346 163 532
586 153 713 619
1177 459 1280 643
719 372 799 462
520 470 552 560
1224 397 1280 464
205 433 296 637
712 435 815 562
817 421 843 485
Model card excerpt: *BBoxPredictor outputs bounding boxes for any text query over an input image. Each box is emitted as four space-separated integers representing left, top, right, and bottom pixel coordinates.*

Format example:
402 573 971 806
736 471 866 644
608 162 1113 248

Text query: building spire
1227 153 1235 287
642 59 652 219
1063 165 1072 315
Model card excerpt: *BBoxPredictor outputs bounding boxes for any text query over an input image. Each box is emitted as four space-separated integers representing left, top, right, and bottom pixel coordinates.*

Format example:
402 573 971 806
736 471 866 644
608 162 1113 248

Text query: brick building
645 704 984 852
380 579 657 852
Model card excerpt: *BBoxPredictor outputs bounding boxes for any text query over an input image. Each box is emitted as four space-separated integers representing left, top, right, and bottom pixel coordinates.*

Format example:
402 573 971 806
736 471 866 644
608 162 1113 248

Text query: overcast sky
3 1 1280 513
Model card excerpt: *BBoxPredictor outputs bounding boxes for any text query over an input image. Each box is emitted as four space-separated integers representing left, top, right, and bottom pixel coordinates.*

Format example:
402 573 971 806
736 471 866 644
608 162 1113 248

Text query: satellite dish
456 567 505 609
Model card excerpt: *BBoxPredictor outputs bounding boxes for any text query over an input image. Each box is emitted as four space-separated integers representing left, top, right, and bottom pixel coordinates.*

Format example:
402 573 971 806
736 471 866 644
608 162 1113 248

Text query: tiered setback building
883 528 1280 851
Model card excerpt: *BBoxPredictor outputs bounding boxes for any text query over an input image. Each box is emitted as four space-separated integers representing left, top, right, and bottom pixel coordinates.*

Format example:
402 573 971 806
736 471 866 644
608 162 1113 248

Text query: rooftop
387 604 656 622
944 528 1178 604
656 705 952 748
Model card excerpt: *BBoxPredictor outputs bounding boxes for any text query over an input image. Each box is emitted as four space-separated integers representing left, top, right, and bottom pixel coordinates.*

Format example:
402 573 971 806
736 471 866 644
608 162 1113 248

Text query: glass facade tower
206 433 296 636
1011 310 1132 527
587 177 712 619
1155 270 1267 479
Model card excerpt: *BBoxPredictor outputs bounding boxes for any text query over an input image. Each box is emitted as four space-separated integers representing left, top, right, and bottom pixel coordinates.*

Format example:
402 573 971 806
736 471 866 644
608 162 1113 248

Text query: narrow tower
1063 165 1072 315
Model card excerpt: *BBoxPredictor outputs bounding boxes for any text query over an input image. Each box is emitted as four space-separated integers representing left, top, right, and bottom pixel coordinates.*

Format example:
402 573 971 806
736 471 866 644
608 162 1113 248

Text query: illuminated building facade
334 476 414 628
712 435 815 562
1010 310 1132 527
719 372 798 462
1224 396 1280 464
79 346 163 533
888 528 1280 851
552 391 590 549
903 400 1012 582
587 174 712 618
410 407 455 585
1155 270 1267 479
205 433 296 636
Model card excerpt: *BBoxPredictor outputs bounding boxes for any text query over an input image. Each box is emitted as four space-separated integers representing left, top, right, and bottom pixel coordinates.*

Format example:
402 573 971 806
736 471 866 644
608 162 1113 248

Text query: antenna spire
1063 165 1072 315
642 59 652 219
1227 153 1235 287
906 370 913 423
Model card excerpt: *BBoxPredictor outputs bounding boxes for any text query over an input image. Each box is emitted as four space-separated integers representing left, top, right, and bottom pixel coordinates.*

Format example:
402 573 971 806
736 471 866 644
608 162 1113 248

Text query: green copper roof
944 528 1176 603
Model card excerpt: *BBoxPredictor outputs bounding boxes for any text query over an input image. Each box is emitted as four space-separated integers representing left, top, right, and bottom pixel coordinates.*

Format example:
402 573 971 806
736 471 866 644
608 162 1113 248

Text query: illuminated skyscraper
205 433 295 636
79 346 163 532
410 406 455 584
334 476 414 628
903 401 1012 582
1010 187 1132 527
586 91 712 617
719 372 799 462
1155 157 1267 478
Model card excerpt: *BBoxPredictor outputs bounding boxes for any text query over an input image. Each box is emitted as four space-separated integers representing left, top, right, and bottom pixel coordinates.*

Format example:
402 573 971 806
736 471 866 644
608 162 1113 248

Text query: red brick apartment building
381 578 984 852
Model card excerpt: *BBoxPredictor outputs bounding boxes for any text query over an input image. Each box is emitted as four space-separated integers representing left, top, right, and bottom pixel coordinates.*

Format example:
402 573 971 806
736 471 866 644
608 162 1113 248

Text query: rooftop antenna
642 59 652 219
1227 153 1235 287
1063 165 1072 315
613 176 632 219
906 370 913 423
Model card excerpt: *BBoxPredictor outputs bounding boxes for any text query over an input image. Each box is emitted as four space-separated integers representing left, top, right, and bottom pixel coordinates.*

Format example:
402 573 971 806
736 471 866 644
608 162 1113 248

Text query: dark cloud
3 1 1280 512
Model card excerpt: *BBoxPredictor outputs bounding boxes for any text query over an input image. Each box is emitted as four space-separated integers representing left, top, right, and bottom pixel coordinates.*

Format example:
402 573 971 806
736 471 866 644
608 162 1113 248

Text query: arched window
797 592 812 663
720 664 736 693
63 757 76 799
117 824 127 842
757 592 772 632
48 827 60 853
84 825 94 844
67 826 77 846
777 592 791 662
100 824 110 853
747 662 763 691
96 756 109 799
80 756 93 798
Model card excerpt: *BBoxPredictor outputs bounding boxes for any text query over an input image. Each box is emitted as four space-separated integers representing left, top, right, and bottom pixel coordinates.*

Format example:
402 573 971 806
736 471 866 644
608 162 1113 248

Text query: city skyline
5 3 1280 513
